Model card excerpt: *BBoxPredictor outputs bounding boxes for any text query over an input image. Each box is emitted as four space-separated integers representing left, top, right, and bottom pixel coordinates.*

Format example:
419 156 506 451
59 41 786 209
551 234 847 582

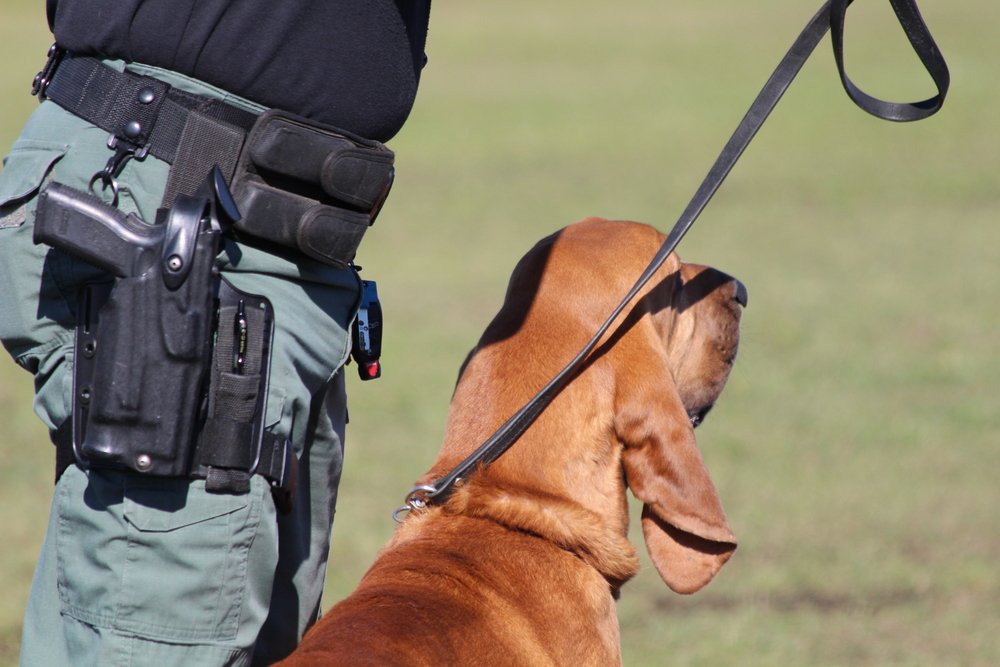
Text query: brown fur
277 218 744 666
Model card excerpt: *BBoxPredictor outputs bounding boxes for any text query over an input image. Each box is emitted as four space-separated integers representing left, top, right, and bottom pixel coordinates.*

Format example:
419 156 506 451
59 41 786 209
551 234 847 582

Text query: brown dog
278 218 745 666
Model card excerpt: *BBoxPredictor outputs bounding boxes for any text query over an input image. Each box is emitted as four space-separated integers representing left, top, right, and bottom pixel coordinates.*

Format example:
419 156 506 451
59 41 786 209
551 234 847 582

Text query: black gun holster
35 172 296 511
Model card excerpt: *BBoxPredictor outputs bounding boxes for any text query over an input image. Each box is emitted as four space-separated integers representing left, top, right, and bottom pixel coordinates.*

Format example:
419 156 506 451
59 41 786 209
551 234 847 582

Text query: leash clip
391 484 438 523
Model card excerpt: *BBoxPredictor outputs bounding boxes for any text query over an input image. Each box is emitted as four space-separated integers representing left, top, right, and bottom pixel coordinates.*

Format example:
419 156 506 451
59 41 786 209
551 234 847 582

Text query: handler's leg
4 64 359 665
252 371 348 666
20 466 277 667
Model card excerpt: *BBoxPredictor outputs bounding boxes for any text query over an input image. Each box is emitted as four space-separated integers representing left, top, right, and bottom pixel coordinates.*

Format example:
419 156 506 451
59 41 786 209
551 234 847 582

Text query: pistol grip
34 183 161 277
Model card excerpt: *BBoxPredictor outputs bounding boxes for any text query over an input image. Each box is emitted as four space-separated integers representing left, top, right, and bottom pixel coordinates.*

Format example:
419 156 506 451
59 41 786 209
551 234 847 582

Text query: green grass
2 1 998 665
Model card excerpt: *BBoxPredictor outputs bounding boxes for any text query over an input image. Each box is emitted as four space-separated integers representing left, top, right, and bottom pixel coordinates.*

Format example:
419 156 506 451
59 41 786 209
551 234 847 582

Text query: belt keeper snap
137 87 156 104
123 121 143 140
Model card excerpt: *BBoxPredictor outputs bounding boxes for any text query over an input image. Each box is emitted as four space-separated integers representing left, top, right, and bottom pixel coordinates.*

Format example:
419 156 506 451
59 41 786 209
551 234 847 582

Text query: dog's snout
733 279 748 308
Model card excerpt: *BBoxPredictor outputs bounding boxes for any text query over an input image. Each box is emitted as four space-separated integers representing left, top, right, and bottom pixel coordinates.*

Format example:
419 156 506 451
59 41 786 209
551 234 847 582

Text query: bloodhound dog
278 218 745 666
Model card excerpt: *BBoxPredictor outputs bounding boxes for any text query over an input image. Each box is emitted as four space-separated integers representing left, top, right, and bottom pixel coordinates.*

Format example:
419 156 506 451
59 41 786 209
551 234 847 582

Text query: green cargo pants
0 61 362 666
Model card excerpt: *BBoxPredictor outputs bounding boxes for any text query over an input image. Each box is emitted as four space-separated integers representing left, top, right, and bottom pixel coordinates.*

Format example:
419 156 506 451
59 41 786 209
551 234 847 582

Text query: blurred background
1 1 997 664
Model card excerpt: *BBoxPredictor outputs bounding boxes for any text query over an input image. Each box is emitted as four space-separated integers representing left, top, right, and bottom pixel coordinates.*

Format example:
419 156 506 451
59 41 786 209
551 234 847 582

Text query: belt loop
110 75 170 154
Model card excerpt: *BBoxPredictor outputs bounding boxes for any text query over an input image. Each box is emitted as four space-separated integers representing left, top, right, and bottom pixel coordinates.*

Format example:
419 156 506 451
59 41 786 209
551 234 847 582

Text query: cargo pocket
0 140 72 396
115 476 266 643
0 139 68 229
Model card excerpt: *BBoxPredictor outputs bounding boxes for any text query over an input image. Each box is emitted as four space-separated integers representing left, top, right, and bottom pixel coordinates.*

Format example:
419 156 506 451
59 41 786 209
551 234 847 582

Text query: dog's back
281 510 622 666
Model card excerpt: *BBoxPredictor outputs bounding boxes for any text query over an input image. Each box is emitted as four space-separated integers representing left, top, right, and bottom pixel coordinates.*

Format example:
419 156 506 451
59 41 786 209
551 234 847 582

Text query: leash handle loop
830 0 950 122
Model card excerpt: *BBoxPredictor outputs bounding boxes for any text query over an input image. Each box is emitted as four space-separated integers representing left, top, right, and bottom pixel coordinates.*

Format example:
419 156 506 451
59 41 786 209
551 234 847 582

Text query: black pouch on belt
230 110 395 268
192 278 283 498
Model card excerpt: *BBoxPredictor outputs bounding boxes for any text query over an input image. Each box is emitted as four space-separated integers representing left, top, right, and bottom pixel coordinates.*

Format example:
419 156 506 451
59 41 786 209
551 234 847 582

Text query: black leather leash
395 0 949 519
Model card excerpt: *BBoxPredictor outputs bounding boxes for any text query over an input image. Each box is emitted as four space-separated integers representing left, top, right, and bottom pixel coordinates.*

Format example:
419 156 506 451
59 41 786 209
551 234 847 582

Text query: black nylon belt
398 0 950 517
39 53 259 166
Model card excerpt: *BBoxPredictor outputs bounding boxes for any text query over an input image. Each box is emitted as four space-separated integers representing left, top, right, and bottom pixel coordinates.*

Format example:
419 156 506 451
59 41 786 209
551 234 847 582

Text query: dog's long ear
618 358 737 594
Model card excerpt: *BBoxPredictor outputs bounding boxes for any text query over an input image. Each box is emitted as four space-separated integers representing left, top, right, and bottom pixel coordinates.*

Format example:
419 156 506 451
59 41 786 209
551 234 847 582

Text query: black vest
46 0 431 142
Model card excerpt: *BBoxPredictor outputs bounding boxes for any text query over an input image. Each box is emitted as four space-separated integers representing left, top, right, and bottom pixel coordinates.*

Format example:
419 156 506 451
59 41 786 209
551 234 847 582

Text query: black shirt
47 0 431 142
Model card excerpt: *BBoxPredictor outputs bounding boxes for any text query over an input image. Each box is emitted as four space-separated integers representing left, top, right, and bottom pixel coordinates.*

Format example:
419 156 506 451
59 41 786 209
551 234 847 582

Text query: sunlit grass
2 1 998 665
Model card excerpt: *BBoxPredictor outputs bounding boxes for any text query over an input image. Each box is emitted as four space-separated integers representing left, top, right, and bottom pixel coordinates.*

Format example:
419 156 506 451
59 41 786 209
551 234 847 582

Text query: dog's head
425 218 743 595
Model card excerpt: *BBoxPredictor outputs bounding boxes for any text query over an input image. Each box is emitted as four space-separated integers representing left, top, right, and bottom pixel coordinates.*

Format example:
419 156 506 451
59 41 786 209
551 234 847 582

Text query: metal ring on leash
391 484 439 523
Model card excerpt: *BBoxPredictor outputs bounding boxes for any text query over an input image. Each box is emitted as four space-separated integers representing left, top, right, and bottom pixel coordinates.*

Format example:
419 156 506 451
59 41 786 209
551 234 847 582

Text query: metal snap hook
391 484 438 523
87 135 147 208
88 170 121 208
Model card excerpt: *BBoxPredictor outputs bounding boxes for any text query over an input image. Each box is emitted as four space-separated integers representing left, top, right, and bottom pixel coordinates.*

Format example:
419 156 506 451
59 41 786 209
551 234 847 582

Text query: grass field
2 1 998 665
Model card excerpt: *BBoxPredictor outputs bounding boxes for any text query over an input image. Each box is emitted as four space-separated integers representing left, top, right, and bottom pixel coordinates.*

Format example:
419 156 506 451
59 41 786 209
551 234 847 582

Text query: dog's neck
438 482 640 592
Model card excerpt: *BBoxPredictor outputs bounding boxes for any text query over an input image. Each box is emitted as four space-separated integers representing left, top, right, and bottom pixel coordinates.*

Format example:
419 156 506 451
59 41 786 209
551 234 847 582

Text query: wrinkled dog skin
279 218 746 667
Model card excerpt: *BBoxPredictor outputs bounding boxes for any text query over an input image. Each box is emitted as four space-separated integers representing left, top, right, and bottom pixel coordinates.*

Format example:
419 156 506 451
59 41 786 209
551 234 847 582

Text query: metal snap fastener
124 120 143 139
135 454 153 472
137 86 156 104
166 255 183 272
